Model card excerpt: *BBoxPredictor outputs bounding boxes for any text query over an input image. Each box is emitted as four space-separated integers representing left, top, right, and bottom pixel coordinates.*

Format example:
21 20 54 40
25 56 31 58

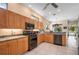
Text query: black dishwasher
54 34 62 46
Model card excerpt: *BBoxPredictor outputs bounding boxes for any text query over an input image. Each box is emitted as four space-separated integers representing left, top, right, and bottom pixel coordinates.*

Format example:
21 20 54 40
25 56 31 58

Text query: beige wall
0 29 23 36
8 3 32 18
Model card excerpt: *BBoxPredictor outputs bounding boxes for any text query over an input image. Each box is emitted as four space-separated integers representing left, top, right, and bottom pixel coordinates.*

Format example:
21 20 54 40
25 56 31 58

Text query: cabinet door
35 21 38 29
20 16 26 29
8 39 18 55
43 34 53 43
37 34 44 45
46 35 53 43
0 8 8 28
22 37 28 52
17 37 28 54
35 21 40 29
15 14 21 29
39 22 43 29
35 21 43 29
25 17 30 23
62 35 66 46
8 11 15 28
0 42 9 55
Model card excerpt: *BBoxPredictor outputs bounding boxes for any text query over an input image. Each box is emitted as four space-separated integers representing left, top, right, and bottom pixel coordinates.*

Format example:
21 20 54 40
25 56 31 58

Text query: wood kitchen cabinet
43 33 54 43
17 37 28 54
20 16 26 29
35 21 39 29
39 22 43 29
37 34 45 45
8 10 25 29
8 39 18 55
62 35 66 46
25 17 33 24
37 33 54 45
0 37 28 55
15 14 22 29
7 10 15 28
0 8 26 29
0 7 43 29
0 8 8 28
25 17 31 23
7 10 24 29
35 21 43 29
0 42 9 55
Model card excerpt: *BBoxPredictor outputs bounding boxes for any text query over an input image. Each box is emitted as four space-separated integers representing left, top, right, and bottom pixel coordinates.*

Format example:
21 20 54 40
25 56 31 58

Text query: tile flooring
24 42 78 55
67 36 78 48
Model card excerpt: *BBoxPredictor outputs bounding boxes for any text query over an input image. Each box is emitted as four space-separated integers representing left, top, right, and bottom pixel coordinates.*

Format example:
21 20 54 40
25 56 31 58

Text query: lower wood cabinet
37 34 44 45
37 33 54 45
62 35 66 46
37 33 66 46
0 36 28 55
0 42 9 55
17 37 28 54
44 34 54 43
8 39 18 55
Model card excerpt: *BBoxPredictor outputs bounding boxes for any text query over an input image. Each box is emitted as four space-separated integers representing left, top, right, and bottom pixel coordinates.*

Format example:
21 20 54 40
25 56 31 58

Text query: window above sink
0 3 8 9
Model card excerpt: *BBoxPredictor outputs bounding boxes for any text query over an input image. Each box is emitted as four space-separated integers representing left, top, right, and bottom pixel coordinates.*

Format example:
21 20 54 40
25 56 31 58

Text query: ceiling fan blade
51 3 58 8
43 3 50 10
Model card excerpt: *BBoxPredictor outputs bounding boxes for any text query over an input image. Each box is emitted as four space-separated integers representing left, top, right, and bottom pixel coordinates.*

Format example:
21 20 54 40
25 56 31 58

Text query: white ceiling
21 3 79 22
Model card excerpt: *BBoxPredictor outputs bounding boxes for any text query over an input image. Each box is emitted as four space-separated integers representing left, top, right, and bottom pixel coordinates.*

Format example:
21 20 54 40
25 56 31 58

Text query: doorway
67 20 78 49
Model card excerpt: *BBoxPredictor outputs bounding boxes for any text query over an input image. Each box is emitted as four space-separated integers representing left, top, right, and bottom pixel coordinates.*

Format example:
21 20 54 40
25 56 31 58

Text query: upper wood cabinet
14 14 21 29
20 16 26 29
7 10 26 29
25 17 34 24
35 21 43 29
39 22 43 29
7 10 15 28
0 8 26 29
0 8 44 29
0 8 8 28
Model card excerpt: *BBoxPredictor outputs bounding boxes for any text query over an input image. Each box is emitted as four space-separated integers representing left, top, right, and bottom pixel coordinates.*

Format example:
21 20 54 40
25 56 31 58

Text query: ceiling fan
43 3 58 10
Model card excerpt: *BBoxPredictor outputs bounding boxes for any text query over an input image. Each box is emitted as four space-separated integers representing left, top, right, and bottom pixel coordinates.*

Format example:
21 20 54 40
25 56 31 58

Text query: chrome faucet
11 30 13 35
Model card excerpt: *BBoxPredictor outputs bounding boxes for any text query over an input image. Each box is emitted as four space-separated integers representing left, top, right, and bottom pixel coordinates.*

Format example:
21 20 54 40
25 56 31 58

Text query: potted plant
54 26 62 32
69 26 76 32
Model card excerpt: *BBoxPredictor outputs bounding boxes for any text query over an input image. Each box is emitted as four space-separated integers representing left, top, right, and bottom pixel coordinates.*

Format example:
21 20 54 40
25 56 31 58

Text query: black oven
23 31 37 51
25 22 34 30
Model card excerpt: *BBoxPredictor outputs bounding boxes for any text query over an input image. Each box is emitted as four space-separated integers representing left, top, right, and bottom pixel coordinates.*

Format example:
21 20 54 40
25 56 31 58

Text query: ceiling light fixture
49 12 51 15
57 9 61 12
28 4 32 7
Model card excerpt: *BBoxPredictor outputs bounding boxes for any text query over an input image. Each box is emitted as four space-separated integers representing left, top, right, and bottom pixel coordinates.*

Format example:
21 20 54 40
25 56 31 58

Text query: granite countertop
53 32 66 35
38 32 66 35
0 35 27 41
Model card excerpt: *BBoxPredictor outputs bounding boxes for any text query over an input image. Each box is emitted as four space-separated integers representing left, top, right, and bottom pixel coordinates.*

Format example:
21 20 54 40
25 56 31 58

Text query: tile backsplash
0 29 23 36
